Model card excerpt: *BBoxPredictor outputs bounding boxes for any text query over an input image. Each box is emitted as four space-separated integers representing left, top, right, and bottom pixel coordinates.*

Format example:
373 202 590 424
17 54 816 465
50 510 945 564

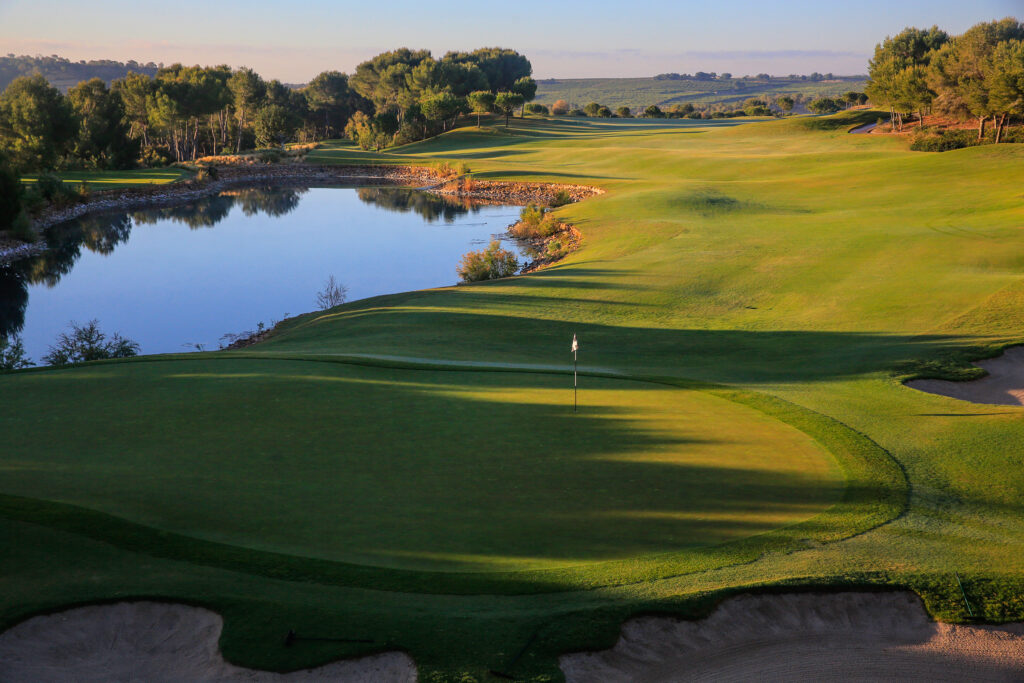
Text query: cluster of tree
0 54 160 93
0 66 372 173
340 47 536 148
867 18 1024 141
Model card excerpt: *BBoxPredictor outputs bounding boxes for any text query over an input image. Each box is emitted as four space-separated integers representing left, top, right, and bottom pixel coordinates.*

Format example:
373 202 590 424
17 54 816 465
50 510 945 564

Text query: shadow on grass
0 350 905 594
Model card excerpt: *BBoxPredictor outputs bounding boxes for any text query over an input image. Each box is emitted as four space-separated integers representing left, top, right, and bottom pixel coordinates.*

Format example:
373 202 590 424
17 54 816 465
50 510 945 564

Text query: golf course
2 110 1024 679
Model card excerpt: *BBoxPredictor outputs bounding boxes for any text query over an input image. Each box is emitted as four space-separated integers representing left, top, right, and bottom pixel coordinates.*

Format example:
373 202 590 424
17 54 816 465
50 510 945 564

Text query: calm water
0 186 525 360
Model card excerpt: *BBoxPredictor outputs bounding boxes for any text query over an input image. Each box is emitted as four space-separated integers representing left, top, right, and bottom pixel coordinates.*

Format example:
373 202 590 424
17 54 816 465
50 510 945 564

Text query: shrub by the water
457 240 519 282
509 203 561 239
42 319 140 366
549 189 572 208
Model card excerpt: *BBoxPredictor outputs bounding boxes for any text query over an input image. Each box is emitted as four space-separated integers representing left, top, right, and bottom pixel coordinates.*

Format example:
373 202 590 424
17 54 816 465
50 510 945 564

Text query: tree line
0 65 371 173
340 48 536 149
0 46 537 174
867 17 1024 141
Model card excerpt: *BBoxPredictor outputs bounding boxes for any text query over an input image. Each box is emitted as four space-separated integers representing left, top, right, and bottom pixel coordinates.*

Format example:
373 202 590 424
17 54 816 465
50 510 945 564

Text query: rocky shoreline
0 164 602 266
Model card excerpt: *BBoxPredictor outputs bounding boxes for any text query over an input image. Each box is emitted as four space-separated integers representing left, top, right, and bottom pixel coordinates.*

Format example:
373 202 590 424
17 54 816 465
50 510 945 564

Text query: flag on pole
571 334 578 413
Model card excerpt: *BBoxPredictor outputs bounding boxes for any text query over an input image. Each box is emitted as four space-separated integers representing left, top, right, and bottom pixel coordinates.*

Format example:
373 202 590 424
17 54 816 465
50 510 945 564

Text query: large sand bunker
560 592 1024 682
0 602 416 683
907 346 1024 405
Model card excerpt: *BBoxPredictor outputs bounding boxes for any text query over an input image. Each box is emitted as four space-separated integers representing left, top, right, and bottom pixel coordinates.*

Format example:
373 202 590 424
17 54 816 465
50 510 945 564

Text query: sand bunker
560 592 1024 682
907 346 1024 405
0 602 416 683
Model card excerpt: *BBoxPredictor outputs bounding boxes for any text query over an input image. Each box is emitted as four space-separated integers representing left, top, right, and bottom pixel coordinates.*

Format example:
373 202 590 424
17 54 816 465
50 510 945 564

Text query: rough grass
3 109 1024 680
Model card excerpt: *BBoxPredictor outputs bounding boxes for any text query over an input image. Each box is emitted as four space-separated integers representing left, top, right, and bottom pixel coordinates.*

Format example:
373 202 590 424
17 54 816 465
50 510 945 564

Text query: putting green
0 357 843 574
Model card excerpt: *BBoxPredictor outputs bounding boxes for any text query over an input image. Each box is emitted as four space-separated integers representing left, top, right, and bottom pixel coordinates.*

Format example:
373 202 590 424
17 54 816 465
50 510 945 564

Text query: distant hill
0 55 161 93
535 76 867 111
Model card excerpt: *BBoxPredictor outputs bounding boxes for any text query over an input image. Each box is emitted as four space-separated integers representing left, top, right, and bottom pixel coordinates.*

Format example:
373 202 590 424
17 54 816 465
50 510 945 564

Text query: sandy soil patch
907 346 1024 405
0 602 416 683
560 592 1024 682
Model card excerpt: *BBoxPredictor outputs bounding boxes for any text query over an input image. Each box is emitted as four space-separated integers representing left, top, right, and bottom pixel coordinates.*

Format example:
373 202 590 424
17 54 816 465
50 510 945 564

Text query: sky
0 0 1019 82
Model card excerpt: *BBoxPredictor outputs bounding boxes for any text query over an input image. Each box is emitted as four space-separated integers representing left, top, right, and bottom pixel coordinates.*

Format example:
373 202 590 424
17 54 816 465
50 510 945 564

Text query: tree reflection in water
356 187 487 223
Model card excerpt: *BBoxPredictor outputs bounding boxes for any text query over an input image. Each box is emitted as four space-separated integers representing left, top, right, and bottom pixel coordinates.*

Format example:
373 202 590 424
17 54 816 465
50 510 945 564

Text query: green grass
22 167 190 186
534 76 867 110
3 110 1024 680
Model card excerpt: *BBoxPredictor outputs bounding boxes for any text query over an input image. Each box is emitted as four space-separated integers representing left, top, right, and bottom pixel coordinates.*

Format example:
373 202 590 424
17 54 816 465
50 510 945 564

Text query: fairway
0 358 843 574
3 111 1024 679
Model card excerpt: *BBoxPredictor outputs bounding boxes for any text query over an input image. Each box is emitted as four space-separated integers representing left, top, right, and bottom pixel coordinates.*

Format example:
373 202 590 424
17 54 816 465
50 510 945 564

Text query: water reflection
0 186 505 340
356 187 484 223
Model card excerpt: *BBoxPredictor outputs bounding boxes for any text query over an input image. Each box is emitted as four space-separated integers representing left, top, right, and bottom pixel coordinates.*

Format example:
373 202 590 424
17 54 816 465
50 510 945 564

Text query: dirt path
560 592 1024 682
0 602 416 683
849 122 878 134
907 346 1024 405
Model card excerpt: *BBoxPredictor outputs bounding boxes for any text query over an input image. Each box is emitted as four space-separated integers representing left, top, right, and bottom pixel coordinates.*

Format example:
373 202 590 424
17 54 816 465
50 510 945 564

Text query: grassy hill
2 112 1023 680
534 76 867 110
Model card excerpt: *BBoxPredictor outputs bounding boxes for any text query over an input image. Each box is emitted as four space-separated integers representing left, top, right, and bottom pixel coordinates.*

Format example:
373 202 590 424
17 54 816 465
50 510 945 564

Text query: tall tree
67 78 137 168
442 48 532 92
511 76 537 117
493 92 524 128
928 18 1024 140
253 103 299 147
467 90 495 127
988 39 1024 143
0 75 77 171
420 91 463 132
112 72 153 148
304 70 352 139
228 67 265 152
867 26 949 130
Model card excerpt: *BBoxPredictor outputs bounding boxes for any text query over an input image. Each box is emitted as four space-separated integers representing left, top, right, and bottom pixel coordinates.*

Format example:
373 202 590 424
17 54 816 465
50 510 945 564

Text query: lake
0 186 526 361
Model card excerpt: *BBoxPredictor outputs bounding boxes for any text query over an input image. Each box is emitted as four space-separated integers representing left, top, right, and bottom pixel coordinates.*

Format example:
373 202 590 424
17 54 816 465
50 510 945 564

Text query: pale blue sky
0 0 1018 81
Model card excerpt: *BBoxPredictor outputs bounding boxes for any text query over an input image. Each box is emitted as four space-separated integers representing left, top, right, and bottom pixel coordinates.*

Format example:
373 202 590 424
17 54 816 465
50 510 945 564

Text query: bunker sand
908 346 1024 406
560 592 1024 682
0 602 416 683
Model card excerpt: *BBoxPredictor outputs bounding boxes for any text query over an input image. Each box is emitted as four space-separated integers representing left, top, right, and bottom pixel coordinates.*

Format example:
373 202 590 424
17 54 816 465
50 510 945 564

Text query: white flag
571 334 578 353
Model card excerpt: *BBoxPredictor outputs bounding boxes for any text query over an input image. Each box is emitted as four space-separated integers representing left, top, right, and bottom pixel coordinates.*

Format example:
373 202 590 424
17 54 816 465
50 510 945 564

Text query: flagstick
573 347 577 413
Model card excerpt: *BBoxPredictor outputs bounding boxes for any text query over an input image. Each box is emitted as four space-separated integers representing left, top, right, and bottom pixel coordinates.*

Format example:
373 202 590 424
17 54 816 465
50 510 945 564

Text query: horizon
0 0 1017 82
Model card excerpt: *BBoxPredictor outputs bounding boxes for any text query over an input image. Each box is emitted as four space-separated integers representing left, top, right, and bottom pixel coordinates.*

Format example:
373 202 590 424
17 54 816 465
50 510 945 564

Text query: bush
509 204 561 239
138 147 171 168
525 103 549 115
909 126 1024 152
457 240 519 282
910 130 973 152
195 165 219 182
34 172 68 201
256 149 283 164
0 335 32 371
567 109 586 117
519 203 544 227
549 189 572 208
42 319 140 366
551 99 569 115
